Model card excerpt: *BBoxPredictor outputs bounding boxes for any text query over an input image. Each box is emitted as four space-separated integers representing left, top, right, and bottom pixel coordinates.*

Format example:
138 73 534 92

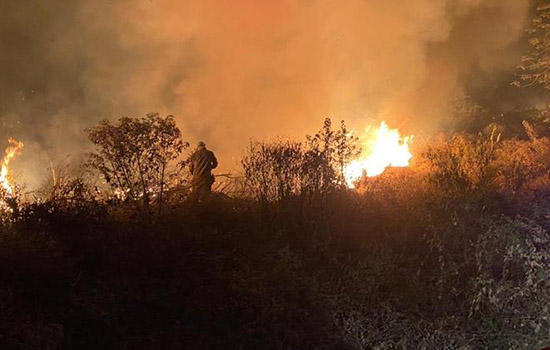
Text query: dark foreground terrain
0 189 549 349
2 128 550 349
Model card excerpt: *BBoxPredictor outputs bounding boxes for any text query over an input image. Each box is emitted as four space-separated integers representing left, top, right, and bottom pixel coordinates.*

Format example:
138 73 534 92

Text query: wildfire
344 122 412 188
0 138 24 195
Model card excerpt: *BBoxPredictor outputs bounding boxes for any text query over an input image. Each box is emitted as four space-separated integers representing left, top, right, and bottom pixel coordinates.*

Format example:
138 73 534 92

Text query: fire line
0 138 24 195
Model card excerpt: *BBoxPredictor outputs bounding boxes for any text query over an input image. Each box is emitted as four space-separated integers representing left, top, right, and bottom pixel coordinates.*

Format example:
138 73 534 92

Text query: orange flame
0 138 24 195
344 122 412 188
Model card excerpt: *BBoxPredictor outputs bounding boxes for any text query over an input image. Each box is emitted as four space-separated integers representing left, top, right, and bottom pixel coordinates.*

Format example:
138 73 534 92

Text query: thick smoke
0 0 531 187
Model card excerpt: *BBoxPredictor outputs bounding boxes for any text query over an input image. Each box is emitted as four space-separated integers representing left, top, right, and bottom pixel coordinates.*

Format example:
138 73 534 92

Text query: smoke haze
0 0 532 187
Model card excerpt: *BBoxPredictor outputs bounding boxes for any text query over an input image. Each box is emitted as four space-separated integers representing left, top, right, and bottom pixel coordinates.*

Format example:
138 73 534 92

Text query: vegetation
1 114 550 349
86 113 188 208
516 2 550 91
241 118 358 203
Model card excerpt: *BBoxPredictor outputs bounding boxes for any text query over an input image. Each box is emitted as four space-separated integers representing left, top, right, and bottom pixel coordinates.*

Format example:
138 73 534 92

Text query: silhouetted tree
516 3 550 92
302 118 359 196
86 113 188 210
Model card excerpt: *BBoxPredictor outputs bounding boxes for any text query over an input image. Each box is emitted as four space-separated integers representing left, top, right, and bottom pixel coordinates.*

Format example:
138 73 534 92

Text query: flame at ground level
344 122 412 188
0 138 24 195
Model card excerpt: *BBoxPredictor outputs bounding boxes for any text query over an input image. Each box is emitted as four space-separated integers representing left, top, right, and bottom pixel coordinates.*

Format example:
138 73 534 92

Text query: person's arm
210 152 218 169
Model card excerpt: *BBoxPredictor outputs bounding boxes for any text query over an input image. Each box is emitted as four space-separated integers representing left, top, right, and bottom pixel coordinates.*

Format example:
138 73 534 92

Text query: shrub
241 118 358 205
419 130 500 194
491 123 550 199
468 216 550 348
241 139 303 203
86 113 189 208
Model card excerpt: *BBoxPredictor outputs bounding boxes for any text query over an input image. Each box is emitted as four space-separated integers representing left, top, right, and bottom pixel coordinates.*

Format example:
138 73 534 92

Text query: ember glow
344 122 412 188
0 138 24 195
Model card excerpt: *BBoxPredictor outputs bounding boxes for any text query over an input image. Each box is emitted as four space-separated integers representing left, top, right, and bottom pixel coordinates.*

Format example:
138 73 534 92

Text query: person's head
197 141 206 149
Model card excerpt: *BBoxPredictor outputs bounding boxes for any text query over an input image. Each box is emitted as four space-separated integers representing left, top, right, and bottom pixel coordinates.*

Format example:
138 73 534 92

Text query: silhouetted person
189 141 218 202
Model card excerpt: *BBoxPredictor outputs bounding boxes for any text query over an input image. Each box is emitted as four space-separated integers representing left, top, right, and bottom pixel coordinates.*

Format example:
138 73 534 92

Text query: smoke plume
0 0 531 187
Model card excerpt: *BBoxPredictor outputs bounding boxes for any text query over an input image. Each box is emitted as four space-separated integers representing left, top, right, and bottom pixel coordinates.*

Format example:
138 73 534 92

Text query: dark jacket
189 147 218 183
